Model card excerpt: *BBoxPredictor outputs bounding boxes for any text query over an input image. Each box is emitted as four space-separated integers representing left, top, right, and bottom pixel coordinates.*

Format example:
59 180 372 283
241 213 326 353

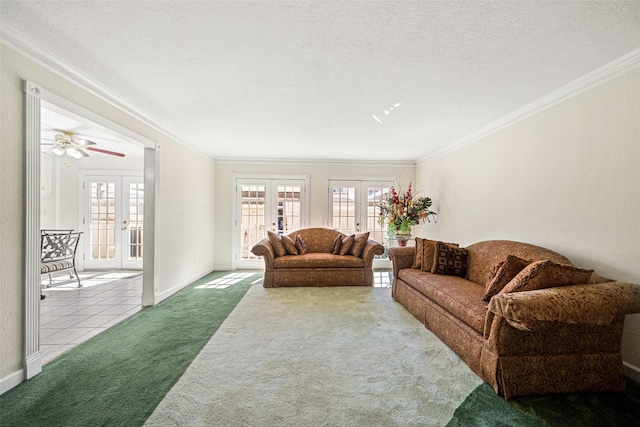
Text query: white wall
415 67 640 380
0 44 216 391
214 162 415 269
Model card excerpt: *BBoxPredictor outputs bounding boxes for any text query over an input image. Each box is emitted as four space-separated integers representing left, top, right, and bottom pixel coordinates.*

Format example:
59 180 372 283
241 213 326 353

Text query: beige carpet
145 285 483 426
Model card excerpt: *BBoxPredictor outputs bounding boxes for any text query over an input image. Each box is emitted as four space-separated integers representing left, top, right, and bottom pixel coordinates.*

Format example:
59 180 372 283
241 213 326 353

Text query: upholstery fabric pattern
41 260 73 273
465 240 571 286
295 235 308 255
490 281 640 330
390 238 640 399
411 237 425 269
432 242 469 278
398 269 487 333
499 260 593 294
350 232 370 257
482 255 531 301
339 235 355 255
273 253 364 269
268 231 287 257
281 235 298 255
252 228 384 288
330 234 343 255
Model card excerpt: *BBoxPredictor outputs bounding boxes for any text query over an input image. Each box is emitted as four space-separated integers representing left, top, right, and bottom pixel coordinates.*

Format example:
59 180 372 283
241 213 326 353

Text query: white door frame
23 80 159 380
231 174 309 270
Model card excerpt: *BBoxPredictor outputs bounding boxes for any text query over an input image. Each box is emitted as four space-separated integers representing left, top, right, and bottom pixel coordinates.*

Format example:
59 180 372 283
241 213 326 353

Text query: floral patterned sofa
251 228 384 288
389 239 640 399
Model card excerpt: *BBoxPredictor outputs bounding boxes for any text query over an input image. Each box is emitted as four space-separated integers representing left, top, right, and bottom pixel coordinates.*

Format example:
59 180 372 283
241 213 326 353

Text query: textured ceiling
2 1 640 162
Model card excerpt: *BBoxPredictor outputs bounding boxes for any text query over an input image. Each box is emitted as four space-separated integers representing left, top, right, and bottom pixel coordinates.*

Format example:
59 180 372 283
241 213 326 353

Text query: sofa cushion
295 235 308 255
330 234 343 254
273 253 364 269
420 239 459 272
482 255 531 301
339 235 355 255
268 231 287 257
282 235 299 255
351 232 370 257
412 237 425 269
432 242 469 278
398 269 487 333
500 260 593 294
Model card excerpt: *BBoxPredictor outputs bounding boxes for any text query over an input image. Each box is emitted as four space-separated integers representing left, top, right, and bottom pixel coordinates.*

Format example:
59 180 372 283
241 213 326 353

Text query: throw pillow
295 235 308 255
350 232 370 257
330 234 343 255
431 242 469 278
482 255 531 301
411 237 425 269
268 231 287 257
421 239 459 272
281 235 299 255
499 260 593 294
339 234 355 255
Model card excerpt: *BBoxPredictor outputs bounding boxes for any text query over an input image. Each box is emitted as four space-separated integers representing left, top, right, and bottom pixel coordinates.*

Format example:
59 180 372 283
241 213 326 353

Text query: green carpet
0 271 258 427
447 377 640 427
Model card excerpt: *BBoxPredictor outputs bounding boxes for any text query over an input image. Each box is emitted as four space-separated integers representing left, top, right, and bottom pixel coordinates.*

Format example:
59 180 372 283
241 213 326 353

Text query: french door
235 177 308 269
82 174 144 270
328 180 392 268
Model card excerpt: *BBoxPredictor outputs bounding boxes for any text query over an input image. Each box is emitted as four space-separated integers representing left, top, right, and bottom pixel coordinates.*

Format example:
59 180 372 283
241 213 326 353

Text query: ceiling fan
41 130 126 161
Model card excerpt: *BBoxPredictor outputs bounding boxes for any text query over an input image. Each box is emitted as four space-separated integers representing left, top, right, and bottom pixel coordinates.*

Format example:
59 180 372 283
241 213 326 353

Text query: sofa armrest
388 247 415 276
250 238 275 270
487 282 640 331
361 239 385 268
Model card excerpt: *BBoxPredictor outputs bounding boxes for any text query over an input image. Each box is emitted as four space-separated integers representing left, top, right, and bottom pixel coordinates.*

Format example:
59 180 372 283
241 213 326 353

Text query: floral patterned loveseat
251 228 384 288
389 239 640 399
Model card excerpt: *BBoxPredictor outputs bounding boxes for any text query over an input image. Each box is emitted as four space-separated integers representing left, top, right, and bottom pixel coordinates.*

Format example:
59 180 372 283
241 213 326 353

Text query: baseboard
0 369 24 396
155 266 215 304
624 361 640 383
214 264 233 271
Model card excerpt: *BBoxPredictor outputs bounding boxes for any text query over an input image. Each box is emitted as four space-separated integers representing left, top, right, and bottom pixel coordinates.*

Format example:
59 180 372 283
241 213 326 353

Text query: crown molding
416 47 640 165
1 24 215 162
214 157 415 167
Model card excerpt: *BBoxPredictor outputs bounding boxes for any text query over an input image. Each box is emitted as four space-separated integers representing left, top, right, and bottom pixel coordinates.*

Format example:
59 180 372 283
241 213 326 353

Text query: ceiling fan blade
85 146 126 157
76 149 90 158
74 138 98 146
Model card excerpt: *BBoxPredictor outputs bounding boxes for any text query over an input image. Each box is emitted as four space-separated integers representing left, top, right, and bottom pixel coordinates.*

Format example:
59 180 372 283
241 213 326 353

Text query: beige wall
0 45 216 389
415 67 640 379
214 162 415 269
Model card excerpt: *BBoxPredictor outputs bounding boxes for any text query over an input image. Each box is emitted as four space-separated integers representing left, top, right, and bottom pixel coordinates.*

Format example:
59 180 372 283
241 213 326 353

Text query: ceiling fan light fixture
52 146 65 156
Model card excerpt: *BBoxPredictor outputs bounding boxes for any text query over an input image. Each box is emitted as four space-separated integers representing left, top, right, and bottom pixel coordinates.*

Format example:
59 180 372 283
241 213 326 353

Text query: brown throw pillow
350 232 370 257
412 237 425 269
499 260 593 294
281 235 298 255
339 235 355 255
482 255 531 301
268 231 287 257
431 242 469 278
330 234 343 255
295 235 308 255
421 240 459 272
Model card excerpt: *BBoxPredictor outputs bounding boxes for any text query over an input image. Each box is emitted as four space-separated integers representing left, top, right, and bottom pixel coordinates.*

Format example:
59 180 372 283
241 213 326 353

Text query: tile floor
40 271 143 365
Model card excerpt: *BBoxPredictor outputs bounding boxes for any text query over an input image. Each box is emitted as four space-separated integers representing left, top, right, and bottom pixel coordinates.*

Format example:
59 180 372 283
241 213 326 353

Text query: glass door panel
236 178 307 269
122 177 144 269
83 175 143 270
328 180 392 268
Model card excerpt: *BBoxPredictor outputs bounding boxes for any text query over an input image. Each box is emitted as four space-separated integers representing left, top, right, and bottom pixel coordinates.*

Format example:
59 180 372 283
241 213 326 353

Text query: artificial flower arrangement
378 182 437 236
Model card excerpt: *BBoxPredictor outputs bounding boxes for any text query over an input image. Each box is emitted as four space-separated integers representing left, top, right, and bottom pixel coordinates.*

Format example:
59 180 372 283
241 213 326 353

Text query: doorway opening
24 80 158 378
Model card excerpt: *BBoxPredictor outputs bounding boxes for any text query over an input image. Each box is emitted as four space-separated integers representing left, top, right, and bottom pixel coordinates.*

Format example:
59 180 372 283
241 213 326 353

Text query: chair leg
73 268 82 288
47 273 53 288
